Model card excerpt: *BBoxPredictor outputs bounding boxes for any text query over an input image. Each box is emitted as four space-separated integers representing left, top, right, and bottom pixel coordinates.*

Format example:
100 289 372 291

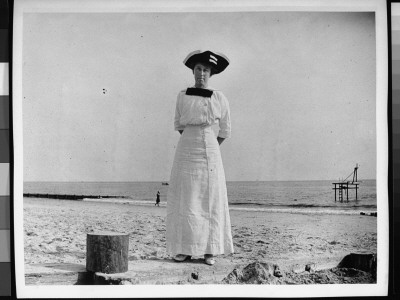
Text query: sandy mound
222 260 376 284
223 262 282 284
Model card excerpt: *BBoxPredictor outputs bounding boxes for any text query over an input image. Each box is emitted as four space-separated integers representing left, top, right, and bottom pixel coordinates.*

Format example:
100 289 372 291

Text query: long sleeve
174 93 185 131
218 94 231 139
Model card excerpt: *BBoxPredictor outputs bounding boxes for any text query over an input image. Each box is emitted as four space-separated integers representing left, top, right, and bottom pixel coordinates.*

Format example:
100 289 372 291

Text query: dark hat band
183 50 229 75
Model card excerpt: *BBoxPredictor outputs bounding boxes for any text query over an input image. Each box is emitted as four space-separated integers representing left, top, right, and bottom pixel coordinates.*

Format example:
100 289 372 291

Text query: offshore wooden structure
332 164 360 202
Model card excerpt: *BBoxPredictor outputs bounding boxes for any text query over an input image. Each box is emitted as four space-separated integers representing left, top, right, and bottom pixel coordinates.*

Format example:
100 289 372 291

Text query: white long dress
166 87 234 256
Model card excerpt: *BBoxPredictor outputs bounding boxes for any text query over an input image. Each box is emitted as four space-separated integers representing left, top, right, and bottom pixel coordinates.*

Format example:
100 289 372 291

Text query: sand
23 197 377 284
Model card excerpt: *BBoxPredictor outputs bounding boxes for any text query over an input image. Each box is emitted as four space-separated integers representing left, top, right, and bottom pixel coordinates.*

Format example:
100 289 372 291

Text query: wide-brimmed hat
183 50 229 75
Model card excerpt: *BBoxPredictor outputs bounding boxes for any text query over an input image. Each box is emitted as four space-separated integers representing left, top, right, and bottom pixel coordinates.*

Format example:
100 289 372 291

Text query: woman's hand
217 137 225 145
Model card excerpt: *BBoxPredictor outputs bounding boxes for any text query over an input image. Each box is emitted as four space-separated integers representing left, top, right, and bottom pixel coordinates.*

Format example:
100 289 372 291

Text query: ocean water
24 180 377 215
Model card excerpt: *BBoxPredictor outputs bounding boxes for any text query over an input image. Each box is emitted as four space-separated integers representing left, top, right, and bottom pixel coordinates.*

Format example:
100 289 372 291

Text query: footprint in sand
129 254 141 260
242 245 252 251
256 240 267 244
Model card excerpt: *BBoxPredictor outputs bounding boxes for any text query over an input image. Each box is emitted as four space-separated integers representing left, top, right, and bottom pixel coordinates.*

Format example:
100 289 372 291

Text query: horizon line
24 179 377 183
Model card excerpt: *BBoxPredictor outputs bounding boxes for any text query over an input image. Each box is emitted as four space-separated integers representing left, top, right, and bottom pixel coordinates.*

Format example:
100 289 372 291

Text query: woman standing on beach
166 50 234 265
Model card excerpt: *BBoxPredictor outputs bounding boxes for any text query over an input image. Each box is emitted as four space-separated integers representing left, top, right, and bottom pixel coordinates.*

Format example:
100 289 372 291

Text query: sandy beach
23 197 377 284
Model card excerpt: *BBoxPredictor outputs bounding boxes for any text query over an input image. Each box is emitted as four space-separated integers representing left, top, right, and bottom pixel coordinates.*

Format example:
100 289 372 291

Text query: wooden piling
332 182 359 202
86 232 129 274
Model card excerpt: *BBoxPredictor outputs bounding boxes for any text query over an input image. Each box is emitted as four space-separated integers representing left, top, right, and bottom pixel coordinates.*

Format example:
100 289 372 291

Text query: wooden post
356 185 358 200
334 184 336 202
86 232 129 274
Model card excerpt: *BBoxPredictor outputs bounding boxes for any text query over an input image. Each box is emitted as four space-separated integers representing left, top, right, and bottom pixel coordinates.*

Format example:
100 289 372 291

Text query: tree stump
337 253 377 277
86 232 129 274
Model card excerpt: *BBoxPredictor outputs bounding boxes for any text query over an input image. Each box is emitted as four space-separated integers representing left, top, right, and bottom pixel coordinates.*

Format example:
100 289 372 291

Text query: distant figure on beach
166 50 234 266
155 191 160 206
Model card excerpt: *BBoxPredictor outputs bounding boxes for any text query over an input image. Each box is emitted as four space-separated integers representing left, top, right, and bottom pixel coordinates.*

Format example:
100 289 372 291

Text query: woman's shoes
173 254 215 265
173 254 191 262
204 254 215 265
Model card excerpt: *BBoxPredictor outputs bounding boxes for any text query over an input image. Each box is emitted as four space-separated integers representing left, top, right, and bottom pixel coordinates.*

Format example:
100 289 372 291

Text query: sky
22 11 376 182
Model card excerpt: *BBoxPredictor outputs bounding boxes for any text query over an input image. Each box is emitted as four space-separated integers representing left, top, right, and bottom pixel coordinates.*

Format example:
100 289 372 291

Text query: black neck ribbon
186 88 213 98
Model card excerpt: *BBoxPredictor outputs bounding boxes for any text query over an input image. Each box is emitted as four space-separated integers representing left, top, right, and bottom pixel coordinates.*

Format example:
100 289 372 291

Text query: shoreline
23 197 377 284
80 198 377 216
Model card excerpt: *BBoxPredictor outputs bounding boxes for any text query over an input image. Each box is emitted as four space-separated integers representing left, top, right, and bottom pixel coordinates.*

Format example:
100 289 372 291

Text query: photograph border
12 0 389 298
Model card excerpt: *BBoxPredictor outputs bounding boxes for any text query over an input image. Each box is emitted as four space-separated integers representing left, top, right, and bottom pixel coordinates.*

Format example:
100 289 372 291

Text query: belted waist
183 125 214 135
184 124 213 129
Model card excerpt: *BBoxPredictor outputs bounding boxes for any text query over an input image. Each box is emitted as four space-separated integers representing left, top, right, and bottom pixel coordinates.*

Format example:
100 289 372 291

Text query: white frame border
13 0 388 298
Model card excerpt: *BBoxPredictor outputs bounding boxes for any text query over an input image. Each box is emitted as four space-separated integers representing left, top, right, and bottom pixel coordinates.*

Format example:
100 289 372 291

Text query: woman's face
193 63 212 88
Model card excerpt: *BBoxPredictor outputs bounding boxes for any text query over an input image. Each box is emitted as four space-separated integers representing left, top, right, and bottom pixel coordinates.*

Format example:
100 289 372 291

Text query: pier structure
332 164 360 202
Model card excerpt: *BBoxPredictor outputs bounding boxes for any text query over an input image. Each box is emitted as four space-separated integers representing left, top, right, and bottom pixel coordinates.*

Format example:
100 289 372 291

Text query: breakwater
23 193 128 201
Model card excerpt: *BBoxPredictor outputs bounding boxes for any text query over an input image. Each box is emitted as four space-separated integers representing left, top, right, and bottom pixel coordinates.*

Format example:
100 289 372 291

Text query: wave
83 198 167 207
82 198 376 216
229 202 377 209
228 206 376 216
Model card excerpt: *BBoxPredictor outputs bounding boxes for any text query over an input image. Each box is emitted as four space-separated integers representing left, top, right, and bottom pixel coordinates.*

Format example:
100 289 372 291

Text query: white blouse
174 88 231 139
